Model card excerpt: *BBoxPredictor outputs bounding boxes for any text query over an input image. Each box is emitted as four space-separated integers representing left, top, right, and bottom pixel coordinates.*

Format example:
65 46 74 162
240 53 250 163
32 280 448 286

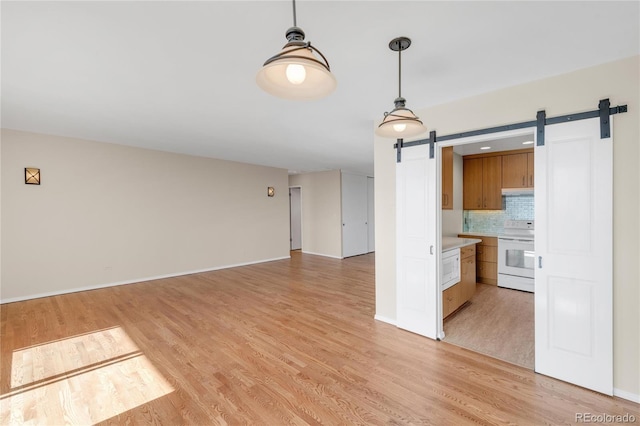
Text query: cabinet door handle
522 176 525 186
530 175 533 186
538 256 543 268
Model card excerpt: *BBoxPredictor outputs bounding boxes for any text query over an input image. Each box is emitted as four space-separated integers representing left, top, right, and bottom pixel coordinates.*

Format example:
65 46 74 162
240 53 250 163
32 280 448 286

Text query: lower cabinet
443 244 477 319
459 234 497 285
442 283 461 318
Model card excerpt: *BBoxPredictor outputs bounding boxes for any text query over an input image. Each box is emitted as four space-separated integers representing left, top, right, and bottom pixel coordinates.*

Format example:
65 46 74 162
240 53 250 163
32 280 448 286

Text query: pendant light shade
257 2 336 100
376 37 427 138
376 97 426 138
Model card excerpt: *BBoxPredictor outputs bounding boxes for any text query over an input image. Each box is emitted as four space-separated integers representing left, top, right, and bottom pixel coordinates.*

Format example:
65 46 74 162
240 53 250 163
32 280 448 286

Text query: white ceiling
453 134 535 157
2 1 638 176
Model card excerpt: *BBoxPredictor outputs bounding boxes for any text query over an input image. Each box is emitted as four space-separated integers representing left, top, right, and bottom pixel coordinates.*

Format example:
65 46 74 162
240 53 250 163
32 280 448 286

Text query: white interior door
396 145 438 338
367 177 375 253
342 172 368 258
289 187 302 250
535 117 613 395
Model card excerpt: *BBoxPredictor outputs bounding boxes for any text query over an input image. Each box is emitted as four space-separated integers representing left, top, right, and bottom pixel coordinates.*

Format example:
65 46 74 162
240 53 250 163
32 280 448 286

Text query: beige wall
289 170 342 258
1 129 290 302
374 56 640 397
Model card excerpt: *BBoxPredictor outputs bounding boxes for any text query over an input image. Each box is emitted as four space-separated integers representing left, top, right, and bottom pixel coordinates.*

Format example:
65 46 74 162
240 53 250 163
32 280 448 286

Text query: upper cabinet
527 152 534 188
463 148 533 210
463 156 502 210
463 158 483 209
482 156 502 209
442 146 454 210
502 152 534 188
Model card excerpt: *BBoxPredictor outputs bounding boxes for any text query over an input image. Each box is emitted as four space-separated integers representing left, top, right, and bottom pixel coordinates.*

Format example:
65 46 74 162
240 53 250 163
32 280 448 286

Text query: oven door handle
499 237 534 243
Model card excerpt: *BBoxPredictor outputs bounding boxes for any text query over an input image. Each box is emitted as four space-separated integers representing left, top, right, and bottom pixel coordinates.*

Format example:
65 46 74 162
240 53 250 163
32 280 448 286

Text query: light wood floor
443 284 535 369
1 252 638 425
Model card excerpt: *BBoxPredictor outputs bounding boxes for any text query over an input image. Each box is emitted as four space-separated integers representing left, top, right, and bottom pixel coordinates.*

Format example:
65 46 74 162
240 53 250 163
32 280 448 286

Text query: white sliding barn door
535 117 613 395
396 145 438 338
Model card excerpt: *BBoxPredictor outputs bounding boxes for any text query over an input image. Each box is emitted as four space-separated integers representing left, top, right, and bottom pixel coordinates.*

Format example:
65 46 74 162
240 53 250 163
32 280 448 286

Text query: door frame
288 186 302 251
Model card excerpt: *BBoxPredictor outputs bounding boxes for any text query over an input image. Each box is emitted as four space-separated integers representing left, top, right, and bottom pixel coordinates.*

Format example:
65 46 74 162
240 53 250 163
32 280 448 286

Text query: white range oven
498 220 535 293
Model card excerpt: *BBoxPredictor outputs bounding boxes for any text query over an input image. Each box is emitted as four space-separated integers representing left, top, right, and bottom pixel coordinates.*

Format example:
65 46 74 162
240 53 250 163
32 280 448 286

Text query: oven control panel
504 220 534 230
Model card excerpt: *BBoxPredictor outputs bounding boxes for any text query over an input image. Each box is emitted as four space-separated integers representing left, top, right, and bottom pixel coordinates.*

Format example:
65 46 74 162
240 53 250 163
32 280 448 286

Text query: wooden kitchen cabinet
459 246 477 302
502 151 534 188
443 243 477 319
477 261 497 285
442 146 453 210
502 153 528 188
482 156 502 209
442 283 461 318
527 152 534 188
463 156 502 210
463 158 483 209
459 234 497 285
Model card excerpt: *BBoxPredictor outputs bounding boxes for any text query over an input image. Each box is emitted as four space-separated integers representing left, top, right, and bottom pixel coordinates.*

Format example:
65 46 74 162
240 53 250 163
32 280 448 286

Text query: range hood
502 188 534 196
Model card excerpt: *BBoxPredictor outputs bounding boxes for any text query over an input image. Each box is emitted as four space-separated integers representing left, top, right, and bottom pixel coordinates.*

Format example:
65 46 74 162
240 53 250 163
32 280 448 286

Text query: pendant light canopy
376 37 427 139
257 0 336 100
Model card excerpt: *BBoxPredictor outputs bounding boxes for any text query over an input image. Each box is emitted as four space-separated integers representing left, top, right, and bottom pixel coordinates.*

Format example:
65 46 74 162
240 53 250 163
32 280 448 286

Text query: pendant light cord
292 0 297 27
398 47 402 98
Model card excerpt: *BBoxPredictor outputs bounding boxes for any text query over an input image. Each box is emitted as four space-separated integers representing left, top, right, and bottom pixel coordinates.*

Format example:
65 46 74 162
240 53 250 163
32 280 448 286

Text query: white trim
613 388 640 403
301 251 343 259
374 314 396 326
0 256 291 304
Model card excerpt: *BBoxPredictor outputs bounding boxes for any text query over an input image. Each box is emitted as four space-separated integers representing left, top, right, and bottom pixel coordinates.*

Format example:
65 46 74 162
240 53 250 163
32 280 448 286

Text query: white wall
288 170 342 258
374 56 640 398
1 129 290 302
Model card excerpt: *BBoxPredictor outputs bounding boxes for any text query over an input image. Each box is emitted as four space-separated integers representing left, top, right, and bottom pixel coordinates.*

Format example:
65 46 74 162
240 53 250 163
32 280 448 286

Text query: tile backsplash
463 195 534 234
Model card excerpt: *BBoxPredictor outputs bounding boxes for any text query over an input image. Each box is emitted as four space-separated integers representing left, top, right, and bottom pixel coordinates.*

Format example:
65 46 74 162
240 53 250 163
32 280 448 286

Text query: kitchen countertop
442 237 482 252
457 231 500 238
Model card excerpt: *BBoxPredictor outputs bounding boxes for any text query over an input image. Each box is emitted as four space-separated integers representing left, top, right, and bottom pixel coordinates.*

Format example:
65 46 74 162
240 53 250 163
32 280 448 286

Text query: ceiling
2 1 638 176
453 134 535 157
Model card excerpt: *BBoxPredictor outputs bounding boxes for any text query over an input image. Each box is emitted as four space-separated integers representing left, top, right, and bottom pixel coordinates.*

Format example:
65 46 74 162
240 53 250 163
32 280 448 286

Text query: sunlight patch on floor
1 327 173 425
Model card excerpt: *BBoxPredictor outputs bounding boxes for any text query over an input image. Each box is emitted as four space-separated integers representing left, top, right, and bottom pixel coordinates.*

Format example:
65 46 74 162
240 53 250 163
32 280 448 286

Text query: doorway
432 117 613 394
439 133 536 369
289 187 302 251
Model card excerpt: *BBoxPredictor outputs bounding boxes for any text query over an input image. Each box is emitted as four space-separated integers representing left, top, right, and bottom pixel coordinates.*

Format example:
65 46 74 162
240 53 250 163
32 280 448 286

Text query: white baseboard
613 387 640 403
374 314 397 326
301 251 343 259
0 256 291 304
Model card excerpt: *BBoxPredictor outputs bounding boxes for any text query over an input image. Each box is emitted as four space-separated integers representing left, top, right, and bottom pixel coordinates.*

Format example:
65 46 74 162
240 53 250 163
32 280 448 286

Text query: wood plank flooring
444 284 535 369
1 252 638 425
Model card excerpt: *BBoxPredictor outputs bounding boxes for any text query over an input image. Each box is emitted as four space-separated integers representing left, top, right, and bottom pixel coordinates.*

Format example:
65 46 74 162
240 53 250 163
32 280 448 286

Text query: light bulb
286 64 306 85
393 123 407 133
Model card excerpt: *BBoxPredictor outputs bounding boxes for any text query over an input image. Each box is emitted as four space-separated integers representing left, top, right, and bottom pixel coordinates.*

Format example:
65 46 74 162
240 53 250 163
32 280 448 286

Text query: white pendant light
256 0 336 100
376 37 427 139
